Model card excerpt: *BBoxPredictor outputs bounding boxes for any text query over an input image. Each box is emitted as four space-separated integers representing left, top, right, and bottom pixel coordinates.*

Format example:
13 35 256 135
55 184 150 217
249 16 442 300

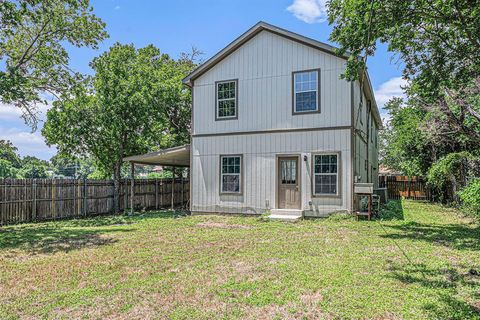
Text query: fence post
51 179 56 219
181 174 184 208
124 179 128 213
171 167 175 210
130 162 135 215
32 179 37 221
407 177 411 199
155 179 159 210
112 180 116 214
83 178 88 216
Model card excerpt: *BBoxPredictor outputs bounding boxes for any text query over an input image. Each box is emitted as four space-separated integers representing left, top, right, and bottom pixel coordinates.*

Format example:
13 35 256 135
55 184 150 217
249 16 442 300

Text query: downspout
350 82 355 212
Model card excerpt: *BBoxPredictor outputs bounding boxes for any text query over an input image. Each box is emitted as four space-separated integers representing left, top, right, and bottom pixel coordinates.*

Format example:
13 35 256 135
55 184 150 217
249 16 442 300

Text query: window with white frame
216 80 237 119
313 154 338 195
293 70 319 113
220 155 241 193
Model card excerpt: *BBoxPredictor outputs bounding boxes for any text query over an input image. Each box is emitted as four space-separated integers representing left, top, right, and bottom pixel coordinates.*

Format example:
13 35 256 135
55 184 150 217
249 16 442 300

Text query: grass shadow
0 225 133 255
386 262 480 319
382 220 480 251
0 210 188 255
42 209 188 228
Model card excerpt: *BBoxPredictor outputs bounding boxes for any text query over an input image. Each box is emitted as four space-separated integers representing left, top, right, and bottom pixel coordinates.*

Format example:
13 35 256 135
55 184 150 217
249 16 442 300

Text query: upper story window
293 69 320 114
216 80 237 120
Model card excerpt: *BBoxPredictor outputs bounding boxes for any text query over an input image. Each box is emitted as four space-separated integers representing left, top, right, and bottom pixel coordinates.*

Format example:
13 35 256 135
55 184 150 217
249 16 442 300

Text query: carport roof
123 144 190 167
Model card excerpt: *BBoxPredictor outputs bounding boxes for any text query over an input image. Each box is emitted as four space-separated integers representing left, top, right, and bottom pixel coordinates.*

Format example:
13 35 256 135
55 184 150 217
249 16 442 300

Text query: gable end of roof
182 21 349 87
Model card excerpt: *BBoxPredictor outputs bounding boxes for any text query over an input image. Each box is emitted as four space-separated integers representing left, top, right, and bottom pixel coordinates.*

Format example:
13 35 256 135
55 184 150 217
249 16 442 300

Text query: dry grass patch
0 201 479 319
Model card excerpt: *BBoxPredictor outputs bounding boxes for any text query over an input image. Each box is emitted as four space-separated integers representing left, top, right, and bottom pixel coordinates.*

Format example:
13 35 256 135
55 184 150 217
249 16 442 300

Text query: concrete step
270 209 302 216
268 214 302 221
268 209 302 221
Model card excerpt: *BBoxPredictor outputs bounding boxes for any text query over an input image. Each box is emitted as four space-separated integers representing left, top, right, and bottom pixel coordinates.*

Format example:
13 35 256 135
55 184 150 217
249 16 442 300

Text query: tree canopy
328 0 480 96
0 140 21 168
0 0 107 128
43 43 197 212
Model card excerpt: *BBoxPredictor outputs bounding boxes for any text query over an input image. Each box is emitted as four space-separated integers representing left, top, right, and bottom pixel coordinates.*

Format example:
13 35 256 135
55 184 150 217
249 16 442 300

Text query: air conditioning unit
354 183 373 194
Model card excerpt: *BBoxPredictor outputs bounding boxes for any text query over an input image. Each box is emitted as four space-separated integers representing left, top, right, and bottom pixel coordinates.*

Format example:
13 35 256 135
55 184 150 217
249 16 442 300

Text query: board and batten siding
352 79 380 188
191 129 352 217
192 30 351 135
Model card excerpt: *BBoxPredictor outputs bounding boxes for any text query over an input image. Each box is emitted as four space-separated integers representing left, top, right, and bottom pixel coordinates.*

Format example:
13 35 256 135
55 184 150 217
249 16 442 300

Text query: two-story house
182 21 381 218
125 22 381 219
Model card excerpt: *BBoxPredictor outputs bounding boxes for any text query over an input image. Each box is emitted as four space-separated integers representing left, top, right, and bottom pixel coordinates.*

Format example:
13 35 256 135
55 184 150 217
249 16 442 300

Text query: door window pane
281 160 296 184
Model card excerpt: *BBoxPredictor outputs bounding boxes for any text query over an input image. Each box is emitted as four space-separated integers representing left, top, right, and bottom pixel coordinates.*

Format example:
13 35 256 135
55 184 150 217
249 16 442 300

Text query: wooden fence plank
379 175 431 201
0 178 189 225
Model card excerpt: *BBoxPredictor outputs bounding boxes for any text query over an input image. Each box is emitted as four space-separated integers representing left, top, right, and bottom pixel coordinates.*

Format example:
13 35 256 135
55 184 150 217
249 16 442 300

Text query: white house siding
192 30 351 136
191 129 352 217
352 80 380 189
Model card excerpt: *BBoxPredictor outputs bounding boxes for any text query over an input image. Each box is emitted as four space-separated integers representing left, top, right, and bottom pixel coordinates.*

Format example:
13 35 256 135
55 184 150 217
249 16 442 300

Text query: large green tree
18 156 49 178
0 0 107 128
0 140 21 168
328 0 480 139
328 0 479 93
43 43 195 213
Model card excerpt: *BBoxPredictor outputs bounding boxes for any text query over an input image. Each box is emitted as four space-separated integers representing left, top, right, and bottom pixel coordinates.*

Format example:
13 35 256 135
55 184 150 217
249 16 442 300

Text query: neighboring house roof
182 21 382 128
378 165 402 175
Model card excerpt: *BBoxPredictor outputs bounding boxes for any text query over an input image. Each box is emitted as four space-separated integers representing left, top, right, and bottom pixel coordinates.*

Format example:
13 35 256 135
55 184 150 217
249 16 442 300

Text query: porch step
268 209 302 221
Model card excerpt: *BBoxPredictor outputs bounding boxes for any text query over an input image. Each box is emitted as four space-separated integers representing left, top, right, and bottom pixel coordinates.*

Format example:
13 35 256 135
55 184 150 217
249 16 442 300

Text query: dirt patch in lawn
196 222 253 230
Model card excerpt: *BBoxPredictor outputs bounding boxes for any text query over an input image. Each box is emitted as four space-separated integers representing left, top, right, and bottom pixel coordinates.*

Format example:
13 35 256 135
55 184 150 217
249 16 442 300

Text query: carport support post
171 166 176 210
130 162 135 215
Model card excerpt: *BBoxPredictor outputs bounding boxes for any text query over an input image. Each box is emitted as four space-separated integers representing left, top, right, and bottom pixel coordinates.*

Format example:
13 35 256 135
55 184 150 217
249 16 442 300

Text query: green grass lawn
0 200 479 319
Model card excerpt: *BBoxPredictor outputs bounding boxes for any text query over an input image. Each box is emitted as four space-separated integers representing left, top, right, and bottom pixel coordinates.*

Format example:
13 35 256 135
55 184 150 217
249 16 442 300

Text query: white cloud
0 127 56 160
0 101 55 160
287 0 328 24
0 101 51 122
0 103 23 121
114 5 120 10
373 76 408 123
374 77 407 108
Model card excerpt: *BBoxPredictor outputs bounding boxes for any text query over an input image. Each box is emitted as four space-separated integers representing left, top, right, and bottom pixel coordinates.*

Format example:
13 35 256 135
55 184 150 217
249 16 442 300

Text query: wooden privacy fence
379 175 431 201
0 178 189 225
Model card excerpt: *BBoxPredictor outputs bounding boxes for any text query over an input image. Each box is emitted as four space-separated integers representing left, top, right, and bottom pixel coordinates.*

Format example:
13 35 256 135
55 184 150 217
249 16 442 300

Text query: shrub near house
459 179 480 219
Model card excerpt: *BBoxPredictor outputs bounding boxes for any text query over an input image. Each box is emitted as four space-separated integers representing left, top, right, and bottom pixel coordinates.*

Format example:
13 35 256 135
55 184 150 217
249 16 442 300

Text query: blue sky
0 0 406 160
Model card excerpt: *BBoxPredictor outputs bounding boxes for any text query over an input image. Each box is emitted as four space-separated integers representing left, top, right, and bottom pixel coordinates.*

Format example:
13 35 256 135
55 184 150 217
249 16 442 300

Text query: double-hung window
216 80 237 119
313 154 339 195
293 70 319 113
220 155 242 193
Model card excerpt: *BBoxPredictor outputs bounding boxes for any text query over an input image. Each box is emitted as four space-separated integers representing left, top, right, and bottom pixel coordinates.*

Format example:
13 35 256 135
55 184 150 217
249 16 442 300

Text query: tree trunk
451 176 458 203
113 161 122 213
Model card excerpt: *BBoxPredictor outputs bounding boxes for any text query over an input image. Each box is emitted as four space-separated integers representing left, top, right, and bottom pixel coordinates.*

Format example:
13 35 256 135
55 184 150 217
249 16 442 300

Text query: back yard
0 200 479 319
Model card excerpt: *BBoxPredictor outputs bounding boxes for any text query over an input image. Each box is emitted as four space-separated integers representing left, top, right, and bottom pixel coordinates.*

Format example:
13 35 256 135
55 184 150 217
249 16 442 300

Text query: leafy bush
379 200 404 220
458 179 480 218
0 159 19 178
427 152 476 203
146 171 173 179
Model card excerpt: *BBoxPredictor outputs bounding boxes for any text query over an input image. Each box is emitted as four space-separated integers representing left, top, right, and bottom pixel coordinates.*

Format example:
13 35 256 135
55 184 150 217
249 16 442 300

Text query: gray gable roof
183 21 349 86
183 21 382 128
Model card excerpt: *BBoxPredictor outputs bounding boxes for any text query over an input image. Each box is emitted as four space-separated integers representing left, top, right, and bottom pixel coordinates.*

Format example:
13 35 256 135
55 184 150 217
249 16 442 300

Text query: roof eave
182 21 349 86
